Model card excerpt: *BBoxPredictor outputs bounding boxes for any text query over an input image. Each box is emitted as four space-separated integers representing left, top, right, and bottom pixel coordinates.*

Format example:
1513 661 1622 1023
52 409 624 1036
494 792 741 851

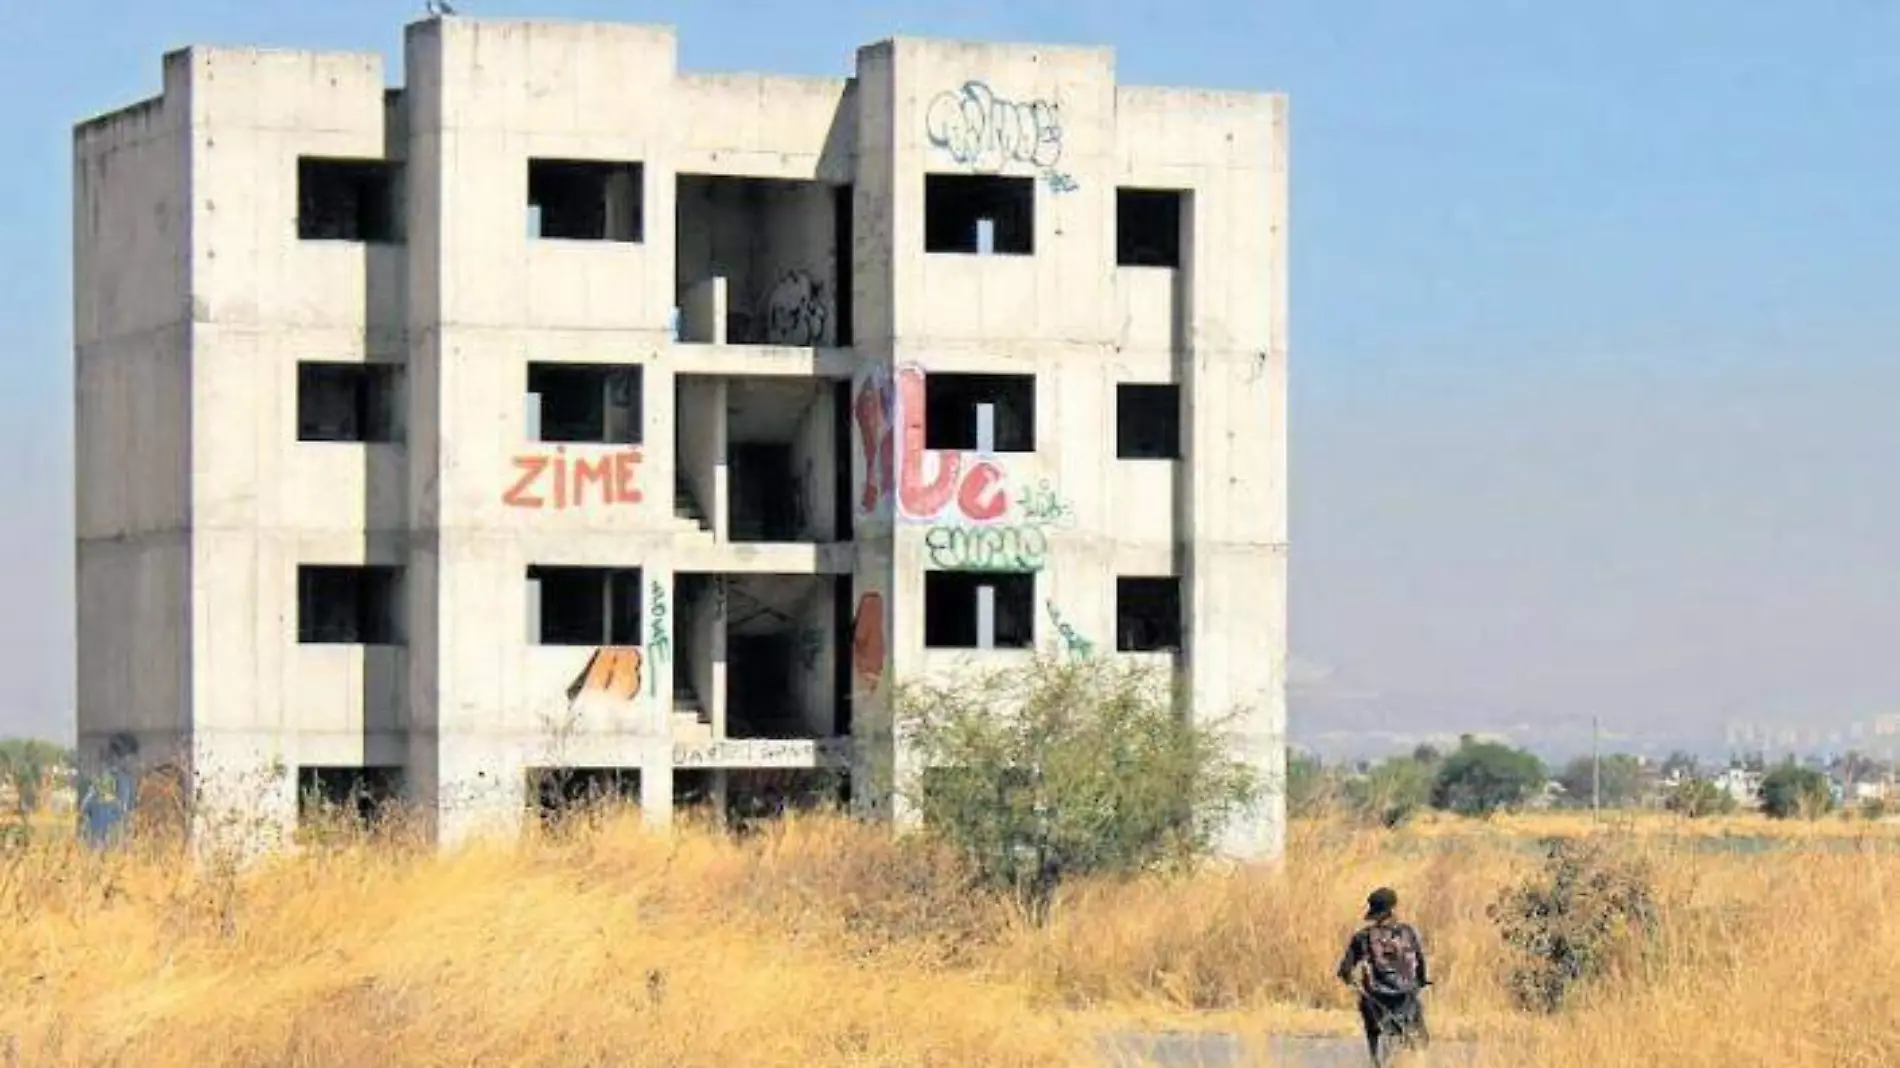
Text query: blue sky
2 1 1897 753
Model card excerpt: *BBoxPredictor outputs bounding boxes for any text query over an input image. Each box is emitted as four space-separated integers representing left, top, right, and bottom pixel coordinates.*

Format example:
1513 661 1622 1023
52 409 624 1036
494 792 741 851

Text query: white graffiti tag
925 81 1064 174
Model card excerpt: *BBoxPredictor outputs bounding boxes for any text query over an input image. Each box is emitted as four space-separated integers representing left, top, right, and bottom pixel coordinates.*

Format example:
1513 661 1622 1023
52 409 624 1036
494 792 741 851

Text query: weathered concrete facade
73 17 1288 858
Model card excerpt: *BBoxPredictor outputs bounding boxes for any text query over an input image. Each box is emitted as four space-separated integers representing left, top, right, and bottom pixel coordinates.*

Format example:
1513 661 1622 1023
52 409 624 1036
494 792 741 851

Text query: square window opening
924 571 1035 649
526 363 643 444
298 362 401 443
923 372 1035 452
1116 188 1184 267
1116 576 1183 652
298 565 402 645
528 159 643 241
527 565 642 646
298 157 401 243
1116 383 1181 460
296 766 404 826
527 767 641 826
924 174 1034 255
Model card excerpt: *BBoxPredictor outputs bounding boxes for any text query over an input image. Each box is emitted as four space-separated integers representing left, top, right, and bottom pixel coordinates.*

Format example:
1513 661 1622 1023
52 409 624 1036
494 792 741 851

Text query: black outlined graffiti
672 738 852 768
760 269 828 346
925 80 1076 191
925 523 1050 572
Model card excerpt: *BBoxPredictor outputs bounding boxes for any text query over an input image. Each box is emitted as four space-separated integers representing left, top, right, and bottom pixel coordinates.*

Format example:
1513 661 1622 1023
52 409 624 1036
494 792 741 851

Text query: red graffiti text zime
504 447 645 509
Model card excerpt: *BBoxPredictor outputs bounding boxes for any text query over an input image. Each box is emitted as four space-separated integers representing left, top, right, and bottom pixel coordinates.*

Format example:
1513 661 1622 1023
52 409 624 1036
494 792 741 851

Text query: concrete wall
172 45 408 829
847 39 1288 858
73 60 195 793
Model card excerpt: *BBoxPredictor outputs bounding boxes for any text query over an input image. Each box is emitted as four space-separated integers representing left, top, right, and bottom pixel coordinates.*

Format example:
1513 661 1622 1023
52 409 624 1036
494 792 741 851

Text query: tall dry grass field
1 807 1895 1066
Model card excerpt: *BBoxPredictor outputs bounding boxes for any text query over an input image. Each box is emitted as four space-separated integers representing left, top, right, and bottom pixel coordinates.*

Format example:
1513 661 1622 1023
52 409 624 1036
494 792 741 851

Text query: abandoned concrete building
72 16 1289 857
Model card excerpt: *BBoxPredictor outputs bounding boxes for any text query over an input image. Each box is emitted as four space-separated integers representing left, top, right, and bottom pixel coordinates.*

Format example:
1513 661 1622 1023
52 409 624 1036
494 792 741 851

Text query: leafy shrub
1431 737 1548 817
1488 835 1658 1012
898 656 1260 919
1760 764 1833 820
1285 750 1339 818
1556 753 1648 809
1663 778 1735 819
1348 756 1434 828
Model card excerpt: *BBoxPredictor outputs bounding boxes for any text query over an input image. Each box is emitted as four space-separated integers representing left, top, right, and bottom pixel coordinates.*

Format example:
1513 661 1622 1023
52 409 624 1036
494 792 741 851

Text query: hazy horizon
2 1 1896 754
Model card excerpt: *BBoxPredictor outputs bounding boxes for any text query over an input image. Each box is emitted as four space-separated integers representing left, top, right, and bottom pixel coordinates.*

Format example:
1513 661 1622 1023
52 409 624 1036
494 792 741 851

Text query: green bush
1347 756 1435 828
1556 754 1648 809
1663 778 1735 819
1759 764 1833 820
1488 835 1658 1013
1430 736 1548 817
897 656 1260 919
1285 750 1339 818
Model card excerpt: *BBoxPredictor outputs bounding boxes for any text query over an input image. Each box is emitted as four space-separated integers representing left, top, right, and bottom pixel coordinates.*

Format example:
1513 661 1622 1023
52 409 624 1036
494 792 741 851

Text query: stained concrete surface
1101 1031 1479 1067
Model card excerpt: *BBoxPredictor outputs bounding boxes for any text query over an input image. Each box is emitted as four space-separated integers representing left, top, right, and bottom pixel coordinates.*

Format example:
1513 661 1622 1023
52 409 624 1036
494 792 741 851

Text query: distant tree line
1288 736 1894 824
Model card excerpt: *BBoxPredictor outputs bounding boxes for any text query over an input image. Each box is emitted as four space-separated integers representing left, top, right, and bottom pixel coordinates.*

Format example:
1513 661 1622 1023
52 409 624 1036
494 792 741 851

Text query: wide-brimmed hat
1364 886 1399 920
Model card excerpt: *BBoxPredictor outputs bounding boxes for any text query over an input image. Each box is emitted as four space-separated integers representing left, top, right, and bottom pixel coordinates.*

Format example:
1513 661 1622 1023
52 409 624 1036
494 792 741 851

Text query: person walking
1336 886 1431 1066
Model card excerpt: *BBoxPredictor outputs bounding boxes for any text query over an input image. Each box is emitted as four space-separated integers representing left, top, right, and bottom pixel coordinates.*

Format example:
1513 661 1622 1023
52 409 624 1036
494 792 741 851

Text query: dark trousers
1357 990 1427 1064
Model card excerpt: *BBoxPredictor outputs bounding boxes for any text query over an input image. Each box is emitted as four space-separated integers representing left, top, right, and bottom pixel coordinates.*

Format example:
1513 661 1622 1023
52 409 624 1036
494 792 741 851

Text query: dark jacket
1336 919 1429 997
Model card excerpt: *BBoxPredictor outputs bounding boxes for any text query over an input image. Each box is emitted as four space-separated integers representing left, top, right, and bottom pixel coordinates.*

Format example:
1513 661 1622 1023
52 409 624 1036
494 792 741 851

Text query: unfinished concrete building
72 17 1289 857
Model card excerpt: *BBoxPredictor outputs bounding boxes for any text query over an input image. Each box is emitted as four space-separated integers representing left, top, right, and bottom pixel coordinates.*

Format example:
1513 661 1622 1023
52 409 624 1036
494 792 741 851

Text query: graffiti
925 523 1049 572
647 580 669 697
926 80 1063 173
760 269 828 346
504 448 644 509
1045 601 1094 658
853 373 896 517
925 80 1076 192
896 365 1008 523
851 591 886 693
565 647 644 703
672 738 852 769
1018 479 1073 526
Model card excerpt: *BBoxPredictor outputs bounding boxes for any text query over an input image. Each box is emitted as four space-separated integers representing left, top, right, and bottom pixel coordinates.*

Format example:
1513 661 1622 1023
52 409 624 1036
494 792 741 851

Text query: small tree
1759 763 1833 820
1348 754 1435 828
1286 748 1338 818
1663 777 1735 819
1557 753 1648 810
898 656 1259 918
1431 736 1547 817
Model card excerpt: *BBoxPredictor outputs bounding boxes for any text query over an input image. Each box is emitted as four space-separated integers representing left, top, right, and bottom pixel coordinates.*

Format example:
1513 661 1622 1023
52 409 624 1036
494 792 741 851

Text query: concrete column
640 754 673 830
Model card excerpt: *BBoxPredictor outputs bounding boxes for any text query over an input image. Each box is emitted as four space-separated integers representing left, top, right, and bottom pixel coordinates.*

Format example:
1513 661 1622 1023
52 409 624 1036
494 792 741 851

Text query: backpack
1363 923 1420 994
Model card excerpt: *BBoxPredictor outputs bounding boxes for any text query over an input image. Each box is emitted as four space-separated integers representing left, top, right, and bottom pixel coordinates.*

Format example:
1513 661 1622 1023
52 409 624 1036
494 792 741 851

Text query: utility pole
1591 715 1602 820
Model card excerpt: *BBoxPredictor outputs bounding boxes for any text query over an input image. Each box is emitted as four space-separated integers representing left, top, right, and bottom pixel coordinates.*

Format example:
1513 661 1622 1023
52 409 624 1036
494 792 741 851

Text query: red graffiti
504 448 644 509
851 591 886 693
853 376 895 514
895 366 1008 522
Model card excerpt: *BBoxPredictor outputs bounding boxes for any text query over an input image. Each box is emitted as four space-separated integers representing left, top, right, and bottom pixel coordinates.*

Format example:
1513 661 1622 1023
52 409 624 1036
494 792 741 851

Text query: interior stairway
674 473 711 532
671 668 711 741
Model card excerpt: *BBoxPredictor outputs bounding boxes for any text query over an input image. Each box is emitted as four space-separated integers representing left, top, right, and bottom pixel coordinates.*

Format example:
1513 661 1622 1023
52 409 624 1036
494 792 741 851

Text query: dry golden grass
1 806 1896 1067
